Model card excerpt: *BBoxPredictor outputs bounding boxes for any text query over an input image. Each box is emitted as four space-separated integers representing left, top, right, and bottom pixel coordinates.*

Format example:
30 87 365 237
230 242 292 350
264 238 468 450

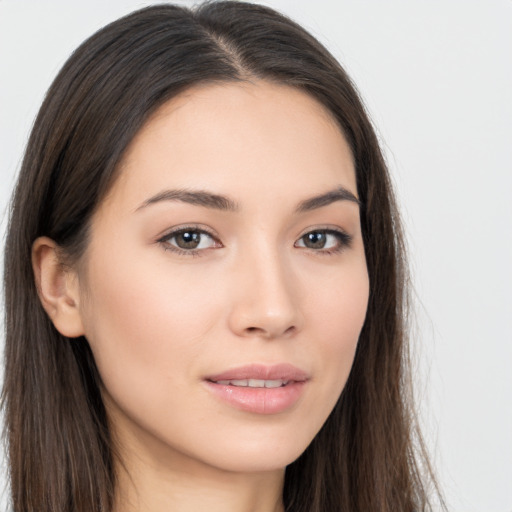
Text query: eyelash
157 225 220 258
295 228 352 256
157 226 352 257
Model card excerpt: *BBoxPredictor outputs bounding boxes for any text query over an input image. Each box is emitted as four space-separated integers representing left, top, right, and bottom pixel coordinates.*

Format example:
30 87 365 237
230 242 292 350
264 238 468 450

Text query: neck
114 457 285 512
111 422 286 512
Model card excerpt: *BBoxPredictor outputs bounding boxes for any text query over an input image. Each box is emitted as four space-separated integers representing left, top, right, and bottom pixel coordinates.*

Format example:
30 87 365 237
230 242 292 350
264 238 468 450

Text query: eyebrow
295 186 360 212
136 186 360 213
136 189 239 212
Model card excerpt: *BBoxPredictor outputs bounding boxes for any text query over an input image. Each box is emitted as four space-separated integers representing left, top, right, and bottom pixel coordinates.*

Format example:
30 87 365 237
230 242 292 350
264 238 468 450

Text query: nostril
284 326 296 336
244 325 297 338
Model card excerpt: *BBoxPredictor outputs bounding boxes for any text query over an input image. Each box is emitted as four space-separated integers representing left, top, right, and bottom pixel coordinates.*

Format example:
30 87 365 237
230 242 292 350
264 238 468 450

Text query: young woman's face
76 81 369 474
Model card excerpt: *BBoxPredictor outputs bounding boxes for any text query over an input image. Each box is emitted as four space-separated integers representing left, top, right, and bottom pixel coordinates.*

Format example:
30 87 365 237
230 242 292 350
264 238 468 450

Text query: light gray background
1 1 511 511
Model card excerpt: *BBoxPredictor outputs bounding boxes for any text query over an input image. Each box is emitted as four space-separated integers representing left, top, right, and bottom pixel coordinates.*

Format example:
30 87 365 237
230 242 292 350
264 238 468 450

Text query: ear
32 237 85 338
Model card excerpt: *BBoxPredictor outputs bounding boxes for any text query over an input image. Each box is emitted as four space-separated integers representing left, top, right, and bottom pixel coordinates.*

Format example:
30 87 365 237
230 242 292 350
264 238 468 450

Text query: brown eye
160 228 218 253
301 231 327 249
174 230 202 249
295 229 352 253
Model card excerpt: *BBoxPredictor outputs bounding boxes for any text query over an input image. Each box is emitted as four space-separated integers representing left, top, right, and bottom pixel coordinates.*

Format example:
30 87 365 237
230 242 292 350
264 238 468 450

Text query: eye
158 227 220 254
295 229 352 254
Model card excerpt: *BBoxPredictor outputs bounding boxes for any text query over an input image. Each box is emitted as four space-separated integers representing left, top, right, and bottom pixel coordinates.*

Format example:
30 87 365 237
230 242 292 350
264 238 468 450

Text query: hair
2 2 442 511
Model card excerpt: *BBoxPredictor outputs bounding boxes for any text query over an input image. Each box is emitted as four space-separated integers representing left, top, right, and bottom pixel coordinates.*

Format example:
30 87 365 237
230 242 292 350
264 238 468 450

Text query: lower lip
204 381 306 414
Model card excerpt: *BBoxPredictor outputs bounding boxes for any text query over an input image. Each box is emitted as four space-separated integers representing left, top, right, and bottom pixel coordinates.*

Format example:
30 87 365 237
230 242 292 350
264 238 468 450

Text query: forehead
108 80 356 210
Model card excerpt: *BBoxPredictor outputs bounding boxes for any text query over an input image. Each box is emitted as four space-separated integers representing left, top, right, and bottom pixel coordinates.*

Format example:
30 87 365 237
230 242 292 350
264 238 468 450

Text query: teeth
215 379 288 388
231 379 248 386
263 379 286 388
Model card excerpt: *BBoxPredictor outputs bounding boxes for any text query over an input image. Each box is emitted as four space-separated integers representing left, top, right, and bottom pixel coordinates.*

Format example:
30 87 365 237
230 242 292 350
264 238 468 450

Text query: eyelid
156 224 222 256
296 225 351 240
156 222 219 239
155 224 352 257
294 226 353 254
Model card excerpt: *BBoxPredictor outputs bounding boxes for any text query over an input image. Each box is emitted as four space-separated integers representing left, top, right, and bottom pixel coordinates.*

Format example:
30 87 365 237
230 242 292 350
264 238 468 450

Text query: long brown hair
2 2 442 511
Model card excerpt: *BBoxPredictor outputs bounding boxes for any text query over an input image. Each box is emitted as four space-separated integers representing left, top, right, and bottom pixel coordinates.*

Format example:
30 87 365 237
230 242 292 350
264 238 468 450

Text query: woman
2 2 442 511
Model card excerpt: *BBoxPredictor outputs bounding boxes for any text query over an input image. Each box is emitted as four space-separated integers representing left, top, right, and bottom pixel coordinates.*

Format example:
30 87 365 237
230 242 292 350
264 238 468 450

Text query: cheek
302 259 369 394
304 249 369 327
79 251 222 404
82 243 369 394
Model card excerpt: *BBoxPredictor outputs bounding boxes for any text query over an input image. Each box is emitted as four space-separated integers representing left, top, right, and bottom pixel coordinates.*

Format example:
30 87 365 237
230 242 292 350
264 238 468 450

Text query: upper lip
206 363 309 383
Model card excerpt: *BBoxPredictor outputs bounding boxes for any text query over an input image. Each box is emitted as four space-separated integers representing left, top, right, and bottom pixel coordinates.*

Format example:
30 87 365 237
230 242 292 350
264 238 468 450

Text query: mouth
212 378 291 388
204 364 309 414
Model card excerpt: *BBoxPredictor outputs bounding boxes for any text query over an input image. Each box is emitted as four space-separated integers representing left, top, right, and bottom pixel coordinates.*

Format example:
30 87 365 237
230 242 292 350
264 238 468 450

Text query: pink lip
206 363 309 382
204 364 309 415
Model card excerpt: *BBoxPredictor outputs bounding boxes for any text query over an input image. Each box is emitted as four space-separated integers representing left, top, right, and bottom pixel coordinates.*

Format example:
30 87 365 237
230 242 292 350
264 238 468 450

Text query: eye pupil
176 231 201 249
304 232 326 248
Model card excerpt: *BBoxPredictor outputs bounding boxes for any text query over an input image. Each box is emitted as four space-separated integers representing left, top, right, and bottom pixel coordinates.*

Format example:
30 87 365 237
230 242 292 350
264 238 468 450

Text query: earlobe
32 237 85 338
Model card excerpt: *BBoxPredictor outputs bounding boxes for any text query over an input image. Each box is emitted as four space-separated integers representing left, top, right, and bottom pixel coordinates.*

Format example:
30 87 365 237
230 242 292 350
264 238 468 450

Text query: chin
185 427 317 474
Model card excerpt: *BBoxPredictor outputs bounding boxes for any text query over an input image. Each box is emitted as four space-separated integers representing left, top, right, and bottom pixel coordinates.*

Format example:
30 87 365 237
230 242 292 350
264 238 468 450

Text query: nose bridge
228 235 301 339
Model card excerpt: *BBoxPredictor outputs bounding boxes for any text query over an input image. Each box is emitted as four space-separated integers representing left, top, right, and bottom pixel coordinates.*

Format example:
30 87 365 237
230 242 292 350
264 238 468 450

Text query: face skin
40 81 369 511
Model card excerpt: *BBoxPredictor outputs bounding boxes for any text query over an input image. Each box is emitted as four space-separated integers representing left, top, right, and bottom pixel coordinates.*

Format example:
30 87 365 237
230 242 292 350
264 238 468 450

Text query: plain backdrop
0 1 511 511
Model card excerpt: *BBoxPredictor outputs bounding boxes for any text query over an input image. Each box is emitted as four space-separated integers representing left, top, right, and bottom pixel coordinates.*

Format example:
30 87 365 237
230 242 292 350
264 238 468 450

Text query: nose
227 247 303 340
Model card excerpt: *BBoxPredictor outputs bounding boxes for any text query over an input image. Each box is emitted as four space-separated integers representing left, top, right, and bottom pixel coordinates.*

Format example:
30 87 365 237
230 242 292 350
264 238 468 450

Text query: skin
34 81 369 512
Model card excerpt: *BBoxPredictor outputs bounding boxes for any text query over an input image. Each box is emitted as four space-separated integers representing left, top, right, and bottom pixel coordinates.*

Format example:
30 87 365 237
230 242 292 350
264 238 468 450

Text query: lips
204 364 309 414
215 378 288 388
205 363 309 383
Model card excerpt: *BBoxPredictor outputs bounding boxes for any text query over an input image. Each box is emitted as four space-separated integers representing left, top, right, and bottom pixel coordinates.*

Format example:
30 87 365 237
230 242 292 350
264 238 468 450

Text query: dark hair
2 2 442 511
